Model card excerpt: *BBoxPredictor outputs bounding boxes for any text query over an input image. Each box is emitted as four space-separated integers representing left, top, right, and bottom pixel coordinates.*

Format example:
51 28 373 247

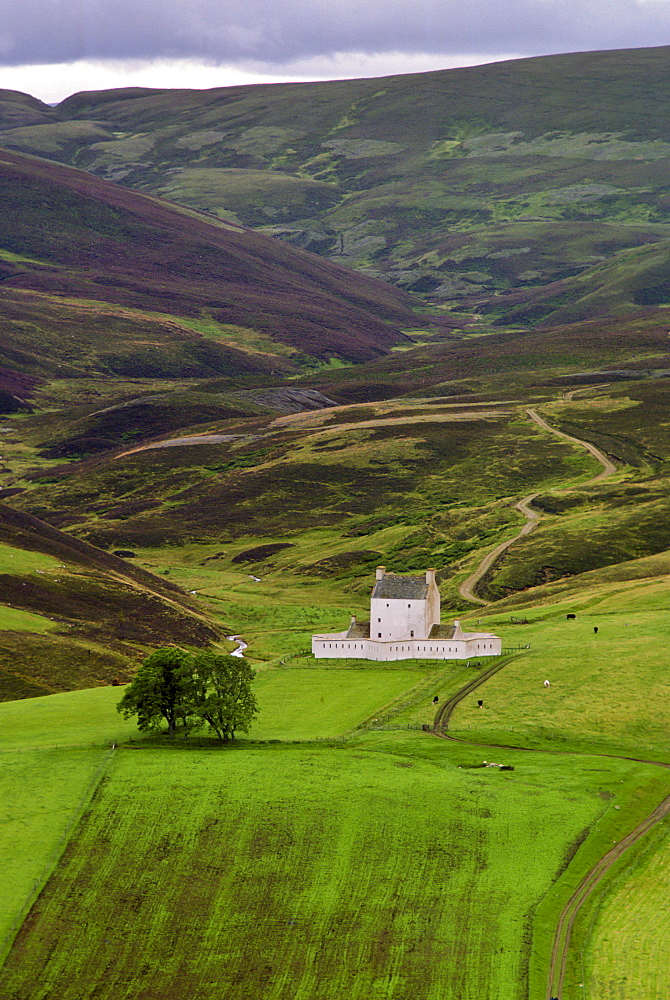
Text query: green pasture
0 739 645 1000
0 606 56 633
449 584 670 761
0 687 139 751
388 661 481 726
0 543 62 575
252 667 433 739
1 605 669 997
528 763 670 999
576 819 670 999
0 748 111 954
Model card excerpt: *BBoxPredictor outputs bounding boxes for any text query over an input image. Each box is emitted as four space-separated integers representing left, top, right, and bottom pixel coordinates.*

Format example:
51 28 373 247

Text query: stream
227 635 248 658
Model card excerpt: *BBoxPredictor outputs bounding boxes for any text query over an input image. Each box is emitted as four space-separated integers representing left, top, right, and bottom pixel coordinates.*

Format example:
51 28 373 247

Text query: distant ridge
0 148 415 365
4 45 670 323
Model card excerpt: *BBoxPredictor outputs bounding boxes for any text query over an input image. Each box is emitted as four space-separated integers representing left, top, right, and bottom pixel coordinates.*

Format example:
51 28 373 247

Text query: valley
1 46 670 1000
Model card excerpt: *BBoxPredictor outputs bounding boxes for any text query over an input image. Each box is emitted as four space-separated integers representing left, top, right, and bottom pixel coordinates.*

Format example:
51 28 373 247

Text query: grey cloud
1 0 669 67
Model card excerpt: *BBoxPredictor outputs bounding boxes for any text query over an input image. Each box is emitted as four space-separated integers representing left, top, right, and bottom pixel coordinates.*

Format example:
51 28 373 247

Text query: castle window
378 633 382 638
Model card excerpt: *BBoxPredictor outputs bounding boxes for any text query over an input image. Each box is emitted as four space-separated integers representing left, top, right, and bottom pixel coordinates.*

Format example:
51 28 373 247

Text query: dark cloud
0 0 668 67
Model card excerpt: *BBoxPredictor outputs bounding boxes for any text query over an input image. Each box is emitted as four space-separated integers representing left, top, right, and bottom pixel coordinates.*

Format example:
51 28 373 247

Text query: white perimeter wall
312 634 501 661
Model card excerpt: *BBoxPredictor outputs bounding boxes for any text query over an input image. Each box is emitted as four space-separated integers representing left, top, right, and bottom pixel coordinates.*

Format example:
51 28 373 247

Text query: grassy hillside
0 743 629 1000
0 149 415 372
5 47 670 320
1 648 668 998
0 504 223 700
0 89 58 129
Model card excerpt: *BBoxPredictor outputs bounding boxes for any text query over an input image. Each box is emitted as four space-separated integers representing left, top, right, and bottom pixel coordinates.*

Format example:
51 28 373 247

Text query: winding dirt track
458 494 540 605
526 408 617 485
432 653 521 731
431 656 670 1000
546 787 670 1000
458 408 617 604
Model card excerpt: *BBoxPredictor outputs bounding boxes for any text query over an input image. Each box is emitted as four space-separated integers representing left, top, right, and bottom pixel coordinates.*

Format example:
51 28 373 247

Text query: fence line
279 645 530 668
0 745 117 965
278 650 312 665
365 723 428 731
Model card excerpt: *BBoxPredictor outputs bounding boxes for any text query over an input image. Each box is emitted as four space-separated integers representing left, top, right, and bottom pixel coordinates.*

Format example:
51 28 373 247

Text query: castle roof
429 623 458 639
429 623 498 640
347 619 371 638
372 575 428 600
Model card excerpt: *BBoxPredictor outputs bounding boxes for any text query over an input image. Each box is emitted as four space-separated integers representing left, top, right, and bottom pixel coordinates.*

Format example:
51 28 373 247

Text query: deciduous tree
188 652 259 741
117 646 193 738
117 648 259 742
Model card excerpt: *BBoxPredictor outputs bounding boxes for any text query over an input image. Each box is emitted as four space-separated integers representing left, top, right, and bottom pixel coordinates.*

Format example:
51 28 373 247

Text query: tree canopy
187 651 258 742
117 647 258 741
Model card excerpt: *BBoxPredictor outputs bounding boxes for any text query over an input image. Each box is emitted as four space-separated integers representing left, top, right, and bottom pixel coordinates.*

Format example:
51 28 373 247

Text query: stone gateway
312 566 502 661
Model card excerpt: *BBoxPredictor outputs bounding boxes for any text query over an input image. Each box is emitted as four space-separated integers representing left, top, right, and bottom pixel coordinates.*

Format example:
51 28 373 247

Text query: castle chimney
350 614 357 625
426 567 436 586
376 565 386 580
453 619 464 639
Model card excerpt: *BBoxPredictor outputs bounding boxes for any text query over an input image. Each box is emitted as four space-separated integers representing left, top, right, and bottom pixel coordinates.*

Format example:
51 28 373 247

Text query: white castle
312 566 502 662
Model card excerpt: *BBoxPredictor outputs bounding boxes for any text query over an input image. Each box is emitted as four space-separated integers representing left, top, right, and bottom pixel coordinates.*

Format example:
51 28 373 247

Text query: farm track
114 405 515 460
458 408 617 605
547 786 670 1000
431 653 670 1000
432 653 521 732
458 496 539 605
526 408 617 485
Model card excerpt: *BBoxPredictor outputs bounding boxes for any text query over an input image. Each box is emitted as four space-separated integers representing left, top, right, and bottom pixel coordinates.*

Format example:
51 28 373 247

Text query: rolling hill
3 46 670 319
0 148 415 379
0 503 223 700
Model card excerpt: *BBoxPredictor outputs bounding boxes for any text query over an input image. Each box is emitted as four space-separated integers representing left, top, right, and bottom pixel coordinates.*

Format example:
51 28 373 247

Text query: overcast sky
1 0 669 104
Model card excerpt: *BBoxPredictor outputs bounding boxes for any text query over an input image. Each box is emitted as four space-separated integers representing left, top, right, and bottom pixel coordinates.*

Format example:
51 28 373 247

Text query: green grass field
0 607 56 633
0 748 112 953
0 543 62 575
251 667 434 739
579 821 670 999
0 687 140 751
447 584 670 761
1 653 669 999
0 542 63 633
0 739 650 1000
